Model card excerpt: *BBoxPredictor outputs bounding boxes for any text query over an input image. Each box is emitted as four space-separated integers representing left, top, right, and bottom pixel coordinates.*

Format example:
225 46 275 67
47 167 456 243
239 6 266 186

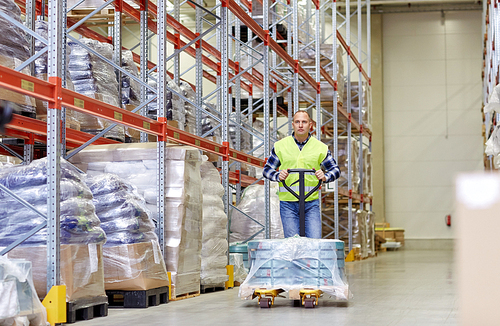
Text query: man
263 110 341 238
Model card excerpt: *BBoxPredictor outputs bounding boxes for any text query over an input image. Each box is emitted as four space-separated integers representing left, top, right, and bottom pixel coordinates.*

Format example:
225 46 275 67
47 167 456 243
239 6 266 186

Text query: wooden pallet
200 285 225 294
170 291 200 301
66 296 108 324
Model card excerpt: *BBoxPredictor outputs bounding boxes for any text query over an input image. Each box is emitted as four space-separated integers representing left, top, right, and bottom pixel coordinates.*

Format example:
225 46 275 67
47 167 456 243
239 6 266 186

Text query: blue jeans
280 199 321 238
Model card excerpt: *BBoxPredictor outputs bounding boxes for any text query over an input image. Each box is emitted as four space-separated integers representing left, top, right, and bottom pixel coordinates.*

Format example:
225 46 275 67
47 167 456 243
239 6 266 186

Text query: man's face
292 112 312 137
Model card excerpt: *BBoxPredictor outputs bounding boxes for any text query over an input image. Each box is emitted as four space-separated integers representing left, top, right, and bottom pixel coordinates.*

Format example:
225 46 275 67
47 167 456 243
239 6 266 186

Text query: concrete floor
79 250 457 326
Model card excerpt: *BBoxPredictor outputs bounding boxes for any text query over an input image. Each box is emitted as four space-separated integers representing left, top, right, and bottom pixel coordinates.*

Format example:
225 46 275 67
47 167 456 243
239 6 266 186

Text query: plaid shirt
263 133 341 183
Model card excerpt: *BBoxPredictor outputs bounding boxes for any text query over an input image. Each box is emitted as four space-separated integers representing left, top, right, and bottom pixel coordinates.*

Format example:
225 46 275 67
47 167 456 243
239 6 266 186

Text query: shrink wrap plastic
343 81 372 130
239 237 349 300
338 208 370 259
366 211 375 257
0 0 36 115
180 81 196 134
34 20 78 129
119 50 140 106
146 73 186 130
298 44 345 104
229 253 247 284
69 143 203 297
200 161 228 286
229 183 284 243
86 174 157 246
0 257 48 326
67 38 124 141
0 158 106 247
86 174 168 291
333 137 359 192
363 147 372 196
0 158 106 302
7 244 106 301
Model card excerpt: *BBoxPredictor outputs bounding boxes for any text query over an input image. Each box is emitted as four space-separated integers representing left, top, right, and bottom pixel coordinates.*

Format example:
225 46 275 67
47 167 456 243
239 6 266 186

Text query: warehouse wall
382 11 483 245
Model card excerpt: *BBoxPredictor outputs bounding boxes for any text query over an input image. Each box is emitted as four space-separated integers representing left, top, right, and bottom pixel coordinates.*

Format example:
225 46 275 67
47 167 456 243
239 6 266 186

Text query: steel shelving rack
483 0 498 170
0 0 373 296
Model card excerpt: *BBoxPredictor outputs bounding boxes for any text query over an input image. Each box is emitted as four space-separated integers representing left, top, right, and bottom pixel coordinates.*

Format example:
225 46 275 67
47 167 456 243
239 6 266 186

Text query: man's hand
278 169 289 181
315 169 327 182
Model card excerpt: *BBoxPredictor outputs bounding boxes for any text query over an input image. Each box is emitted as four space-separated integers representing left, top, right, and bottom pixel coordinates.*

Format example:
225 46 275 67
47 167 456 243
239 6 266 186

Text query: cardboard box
103 241 169 291
7 244 106 302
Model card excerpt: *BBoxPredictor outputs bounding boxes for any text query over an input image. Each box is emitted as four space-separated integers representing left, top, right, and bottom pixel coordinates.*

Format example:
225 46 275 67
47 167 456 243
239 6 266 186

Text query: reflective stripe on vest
274 136 328 202
279 185 317 194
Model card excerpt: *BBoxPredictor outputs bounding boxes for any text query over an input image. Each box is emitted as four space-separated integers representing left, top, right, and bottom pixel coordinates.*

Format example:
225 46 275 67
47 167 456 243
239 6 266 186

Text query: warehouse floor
79 250 457 326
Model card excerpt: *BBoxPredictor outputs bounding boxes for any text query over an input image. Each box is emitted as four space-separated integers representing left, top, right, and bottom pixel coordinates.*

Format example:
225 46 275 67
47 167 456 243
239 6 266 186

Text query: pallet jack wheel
304 298 316 308
293 300 301 307
259 298 272 308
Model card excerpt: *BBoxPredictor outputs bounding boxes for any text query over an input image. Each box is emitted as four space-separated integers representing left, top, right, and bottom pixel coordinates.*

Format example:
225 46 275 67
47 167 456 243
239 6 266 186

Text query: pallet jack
253 169 323 308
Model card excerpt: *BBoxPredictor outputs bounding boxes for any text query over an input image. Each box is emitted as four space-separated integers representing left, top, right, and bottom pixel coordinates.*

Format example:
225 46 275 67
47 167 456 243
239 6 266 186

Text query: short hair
293 110 311 121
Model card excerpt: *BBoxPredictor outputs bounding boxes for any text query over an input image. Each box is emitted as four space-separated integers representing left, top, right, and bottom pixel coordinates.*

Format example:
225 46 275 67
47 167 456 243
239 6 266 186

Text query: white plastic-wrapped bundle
239 237 349 301
69 143 203 298
200 161 228 287
363 147 372 196
67 38 124 141
229 253 247 284
230 183 284 243
334 136 359 192
366 211 375 257
180 81 196 134
298 44 344 105
0 158 107 302
338 207 367 258
0 257 48 326
0 0 36 115
344 81 372 130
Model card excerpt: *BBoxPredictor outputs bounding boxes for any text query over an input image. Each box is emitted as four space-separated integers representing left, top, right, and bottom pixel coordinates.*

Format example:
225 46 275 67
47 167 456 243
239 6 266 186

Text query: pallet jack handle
281 169 322 237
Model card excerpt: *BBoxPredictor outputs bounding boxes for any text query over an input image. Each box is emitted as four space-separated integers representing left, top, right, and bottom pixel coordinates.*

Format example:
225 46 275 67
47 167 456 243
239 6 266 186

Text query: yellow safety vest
274 136 328 201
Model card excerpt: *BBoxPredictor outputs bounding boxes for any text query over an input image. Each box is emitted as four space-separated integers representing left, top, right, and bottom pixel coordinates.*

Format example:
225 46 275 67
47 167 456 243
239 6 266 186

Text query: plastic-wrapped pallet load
67 38 124 141
239 237 349 301
146 73 186 130
179 81 196 134
334 136 360 192
33 20 79 130
68 143 203 298
230 183 284 243
298 44 344 105
0 257 48 326
344 81 372 130
366 211 375 257
0 158 107 302
0 0 36 116
200 161 228 287
86 174 169 291
363 147 372 197
119 50 143 142
338 207 368 258
229 253 247 284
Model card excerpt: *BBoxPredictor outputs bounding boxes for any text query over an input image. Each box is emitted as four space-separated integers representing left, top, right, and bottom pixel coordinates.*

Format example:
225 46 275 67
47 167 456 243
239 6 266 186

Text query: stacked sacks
0 158 107 302
229 183 284 243
119 50 142 142
179 81 196 134
67 38 124 141
86 174 169 291
34 20 79 130
146 73 186 130
0 0 36 116
200 160 228 287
